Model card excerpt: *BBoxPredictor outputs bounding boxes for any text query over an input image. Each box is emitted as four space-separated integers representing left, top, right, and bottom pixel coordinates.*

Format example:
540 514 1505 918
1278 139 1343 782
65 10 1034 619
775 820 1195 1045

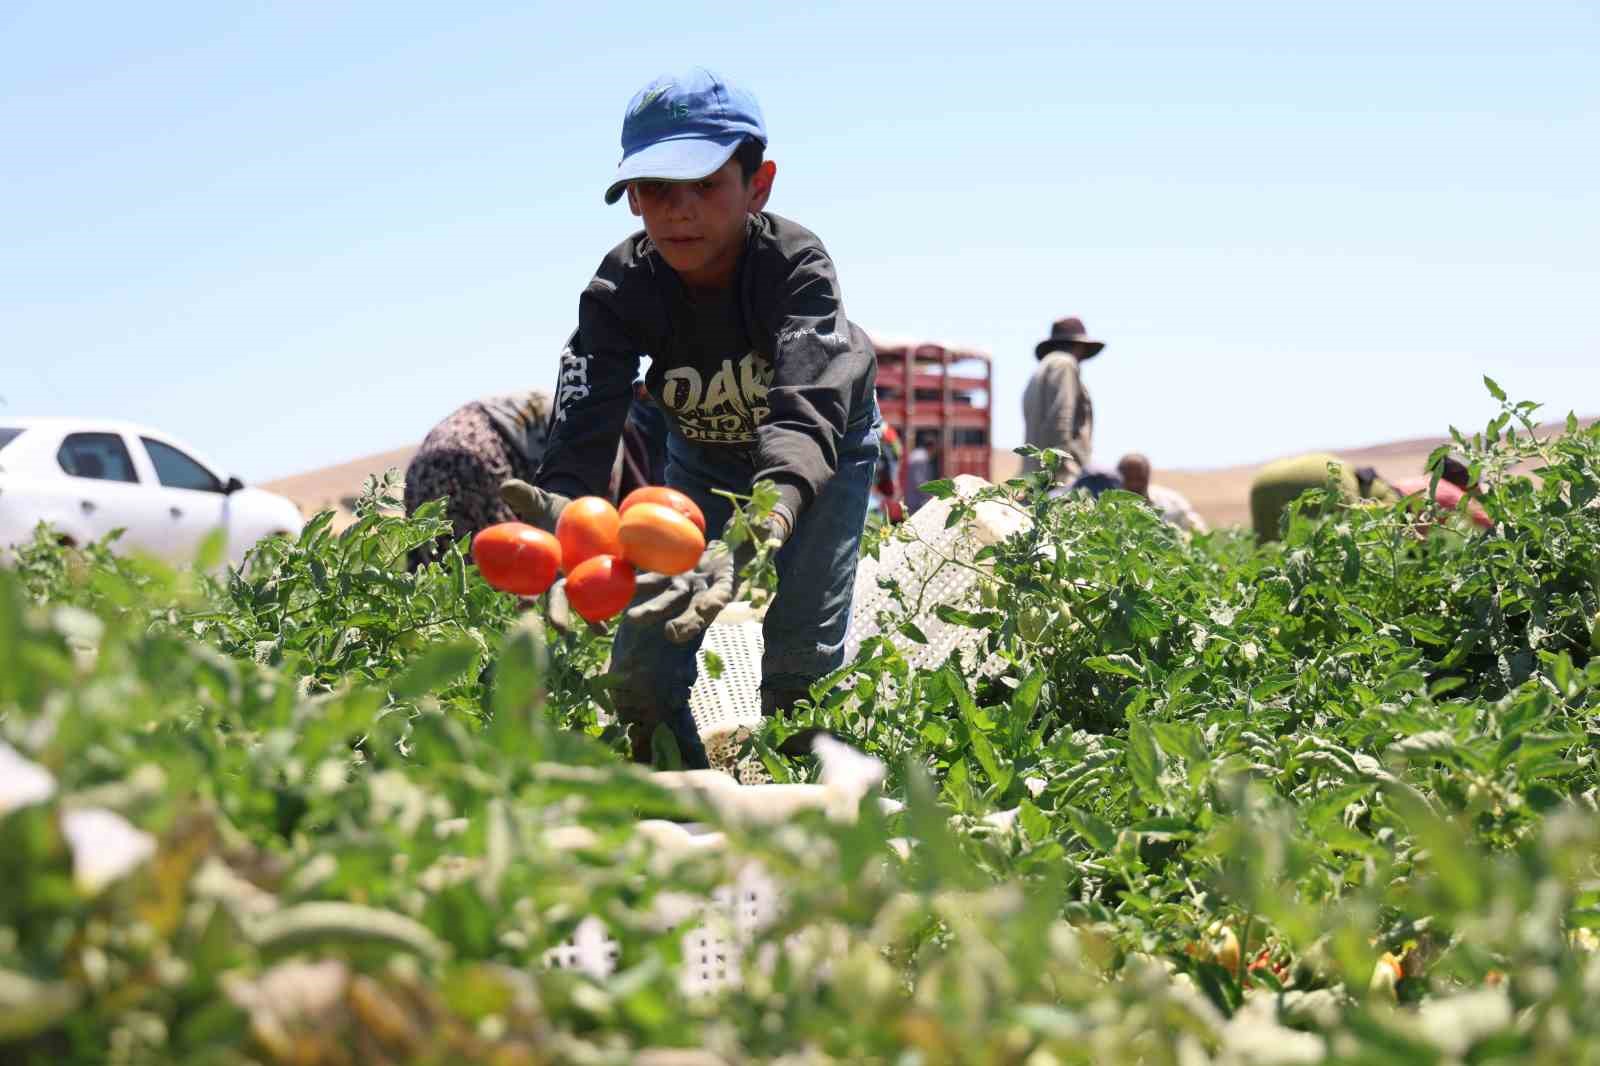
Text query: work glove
537 578 601 636
499 479 570 534
626 508 792 644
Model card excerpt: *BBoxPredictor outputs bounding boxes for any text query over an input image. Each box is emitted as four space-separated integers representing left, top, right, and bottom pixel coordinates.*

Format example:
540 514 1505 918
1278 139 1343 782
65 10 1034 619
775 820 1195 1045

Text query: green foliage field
4 386 1600 1064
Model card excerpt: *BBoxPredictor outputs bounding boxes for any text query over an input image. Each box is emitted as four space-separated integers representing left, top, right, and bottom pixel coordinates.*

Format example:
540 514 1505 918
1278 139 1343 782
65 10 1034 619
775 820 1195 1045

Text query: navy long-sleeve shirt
535 213 877 523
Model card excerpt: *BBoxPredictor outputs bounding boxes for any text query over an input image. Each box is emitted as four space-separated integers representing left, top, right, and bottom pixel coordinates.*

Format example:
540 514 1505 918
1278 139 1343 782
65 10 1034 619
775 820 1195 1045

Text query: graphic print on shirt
660 351 774 444
551 339 590 426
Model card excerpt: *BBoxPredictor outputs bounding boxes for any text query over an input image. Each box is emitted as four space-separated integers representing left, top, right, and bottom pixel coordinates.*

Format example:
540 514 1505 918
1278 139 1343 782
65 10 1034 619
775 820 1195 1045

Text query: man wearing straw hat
1022 315 1102 489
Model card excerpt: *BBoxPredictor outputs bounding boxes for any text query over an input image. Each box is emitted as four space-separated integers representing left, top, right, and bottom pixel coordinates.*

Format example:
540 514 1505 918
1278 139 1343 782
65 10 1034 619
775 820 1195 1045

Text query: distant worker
1439 456 1474 491
875 422 906 522
1022 316 1100 490
1388 455 1493 530
405 384 666 569
1248 452 1397 542
904 431 939 512
1068 467 1123 498
1250 452 1491 542
1116 453 1208 533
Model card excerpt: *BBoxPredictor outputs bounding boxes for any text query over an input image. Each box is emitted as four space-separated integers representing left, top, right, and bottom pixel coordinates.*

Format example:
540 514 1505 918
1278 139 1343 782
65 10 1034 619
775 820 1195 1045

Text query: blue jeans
608 418 880 768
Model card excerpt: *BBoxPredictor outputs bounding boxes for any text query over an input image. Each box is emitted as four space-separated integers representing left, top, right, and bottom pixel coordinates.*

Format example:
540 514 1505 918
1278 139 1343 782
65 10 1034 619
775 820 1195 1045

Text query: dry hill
264 419 1594 533
263 444 418 523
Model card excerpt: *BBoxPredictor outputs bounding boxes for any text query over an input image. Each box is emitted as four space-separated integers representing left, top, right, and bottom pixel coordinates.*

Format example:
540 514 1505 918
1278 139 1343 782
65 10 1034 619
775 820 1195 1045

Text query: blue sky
3 1 1596 483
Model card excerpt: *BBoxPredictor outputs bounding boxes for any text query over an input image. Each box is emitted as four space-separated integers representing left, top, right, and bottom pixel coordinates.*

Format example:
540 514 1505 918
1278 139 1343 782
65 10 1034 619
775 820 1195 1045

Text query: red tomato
618 502 706 576
563 555 637 622
471 523 562 596
555 496 623 573
620 486 707 534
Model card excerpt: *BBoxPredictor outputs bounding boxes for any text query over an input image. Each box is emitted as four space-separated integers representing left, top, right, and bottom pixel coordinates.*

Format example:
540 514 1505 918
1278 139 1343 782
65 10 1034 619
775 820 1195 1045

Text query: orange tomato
471 522 562 596
563 554 637 622
618 501 706 576
620 486 707 534
555 496 622 573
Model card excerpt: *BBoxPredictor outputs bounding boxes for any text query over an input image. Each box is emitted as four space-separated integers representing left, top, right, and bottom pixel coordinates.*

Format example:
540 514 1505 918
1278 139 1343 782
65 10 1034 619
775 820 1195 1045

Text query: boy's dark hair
733 137 766 182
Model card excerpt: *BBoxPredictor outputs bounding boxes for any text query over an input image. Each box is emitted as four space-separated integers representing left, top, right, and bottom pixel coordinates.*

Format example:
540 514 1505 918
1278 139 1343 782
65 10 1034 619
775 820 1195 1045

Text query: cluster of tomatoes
470 487 707 622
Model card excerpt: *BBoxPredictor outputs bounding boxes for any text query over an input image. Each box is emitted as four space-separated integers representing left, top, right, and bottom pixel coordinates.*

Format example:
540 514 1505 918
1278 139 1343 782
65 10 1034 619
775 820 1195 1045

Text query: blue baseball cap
604 68 767 205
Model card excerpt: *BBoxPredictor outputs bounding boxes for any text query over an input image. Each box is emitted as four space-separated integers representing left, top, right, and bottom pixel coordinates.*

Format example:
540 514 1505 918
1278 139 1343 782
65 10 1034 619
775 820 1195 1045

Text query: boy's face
627 157 775 289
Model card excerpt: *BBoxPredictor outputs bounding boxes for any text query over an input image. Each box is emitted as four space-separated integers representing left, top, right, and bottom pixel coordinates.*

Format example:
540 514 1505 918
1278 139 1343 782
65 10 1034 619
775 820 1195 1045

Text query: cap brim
603 136 743 204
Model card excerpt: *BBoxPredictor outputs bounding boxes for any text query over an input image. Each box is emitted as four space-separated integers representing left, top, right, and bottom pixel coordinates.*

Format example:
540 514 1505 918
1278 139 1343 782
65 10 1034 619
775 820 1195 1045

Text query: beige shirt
1147 483 1208 533
1022 352 1093 484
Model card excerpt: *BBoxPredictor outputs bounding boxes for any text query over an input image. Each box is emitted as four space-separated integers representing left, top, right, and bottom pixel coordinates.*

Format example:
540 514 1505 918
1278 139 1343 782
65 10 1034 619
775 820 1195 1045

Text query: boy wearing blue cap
501 69 879 767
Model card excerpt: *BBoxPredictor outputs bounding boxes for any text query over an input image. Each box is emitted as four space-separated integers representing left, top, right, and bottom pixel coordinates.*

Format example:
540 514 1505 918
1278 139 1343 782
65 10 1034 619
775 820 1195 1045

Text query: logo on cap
632 84 672 115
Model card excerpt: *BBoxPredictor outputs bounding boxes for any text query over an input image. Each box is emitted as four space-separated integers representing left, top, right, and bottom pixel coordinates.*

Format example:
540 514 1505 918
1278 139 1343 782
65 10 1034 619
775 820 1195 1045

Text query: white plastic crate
542 916 619 981
688 600 766 740
846 474 1031 678
685 475 1031 750
539 862 782 996
675 862 784 996
537 738 888 996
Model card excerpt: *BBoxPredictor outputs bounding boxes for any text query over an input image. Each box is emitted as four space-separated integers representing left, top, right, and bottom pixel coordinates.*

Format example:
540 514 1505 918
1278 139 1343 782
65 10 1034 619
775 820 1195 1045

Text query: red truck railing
869 336 993 489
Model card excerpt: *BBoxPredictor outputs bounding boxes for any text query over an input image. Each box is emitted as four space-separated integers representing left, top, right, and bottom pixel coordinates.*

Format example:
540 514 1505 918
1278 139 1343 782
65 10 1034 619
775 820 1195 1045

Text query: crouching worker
501 70 879 768
405 386 666 570
404 390 555 571
1248 452 1397 542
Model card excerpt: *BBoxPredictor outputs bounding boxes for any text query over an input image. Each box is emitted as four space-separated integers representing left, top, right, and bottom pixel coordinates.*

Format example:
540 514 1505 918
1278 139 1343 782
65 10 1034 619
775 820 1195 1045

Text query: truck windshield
0 427 24 452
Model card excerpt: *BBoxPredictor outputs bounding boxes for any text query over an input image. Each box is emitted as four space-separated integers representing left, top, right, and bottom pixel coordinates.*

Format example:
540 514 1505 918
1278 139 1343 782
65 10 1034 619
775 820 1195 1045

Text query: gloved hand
499 479 571 534
517 576 620 637
626 508 792 644
539 578 580 635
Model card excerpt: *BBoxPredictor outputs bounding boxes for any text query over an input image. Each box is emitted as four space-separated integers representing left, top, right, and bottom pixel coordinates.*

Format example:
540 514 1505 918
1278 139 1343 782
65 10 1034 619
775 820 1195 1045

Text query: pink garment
1390 476 1493 529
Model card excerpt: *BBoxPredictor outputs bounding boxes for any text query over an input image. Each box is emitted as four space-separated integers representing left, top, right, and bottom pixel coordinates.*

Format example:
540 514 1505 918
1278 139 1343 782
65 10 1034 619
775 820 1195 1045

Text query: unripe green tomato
1018 605 1051 642
979 582 1000 608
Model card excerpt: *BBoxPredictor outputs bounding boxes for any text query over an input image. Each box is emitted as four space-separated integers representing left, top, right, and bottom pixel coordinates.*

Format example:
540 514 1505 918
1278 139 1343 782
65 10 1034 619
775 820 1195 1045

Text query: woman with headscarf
404 384 666 568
